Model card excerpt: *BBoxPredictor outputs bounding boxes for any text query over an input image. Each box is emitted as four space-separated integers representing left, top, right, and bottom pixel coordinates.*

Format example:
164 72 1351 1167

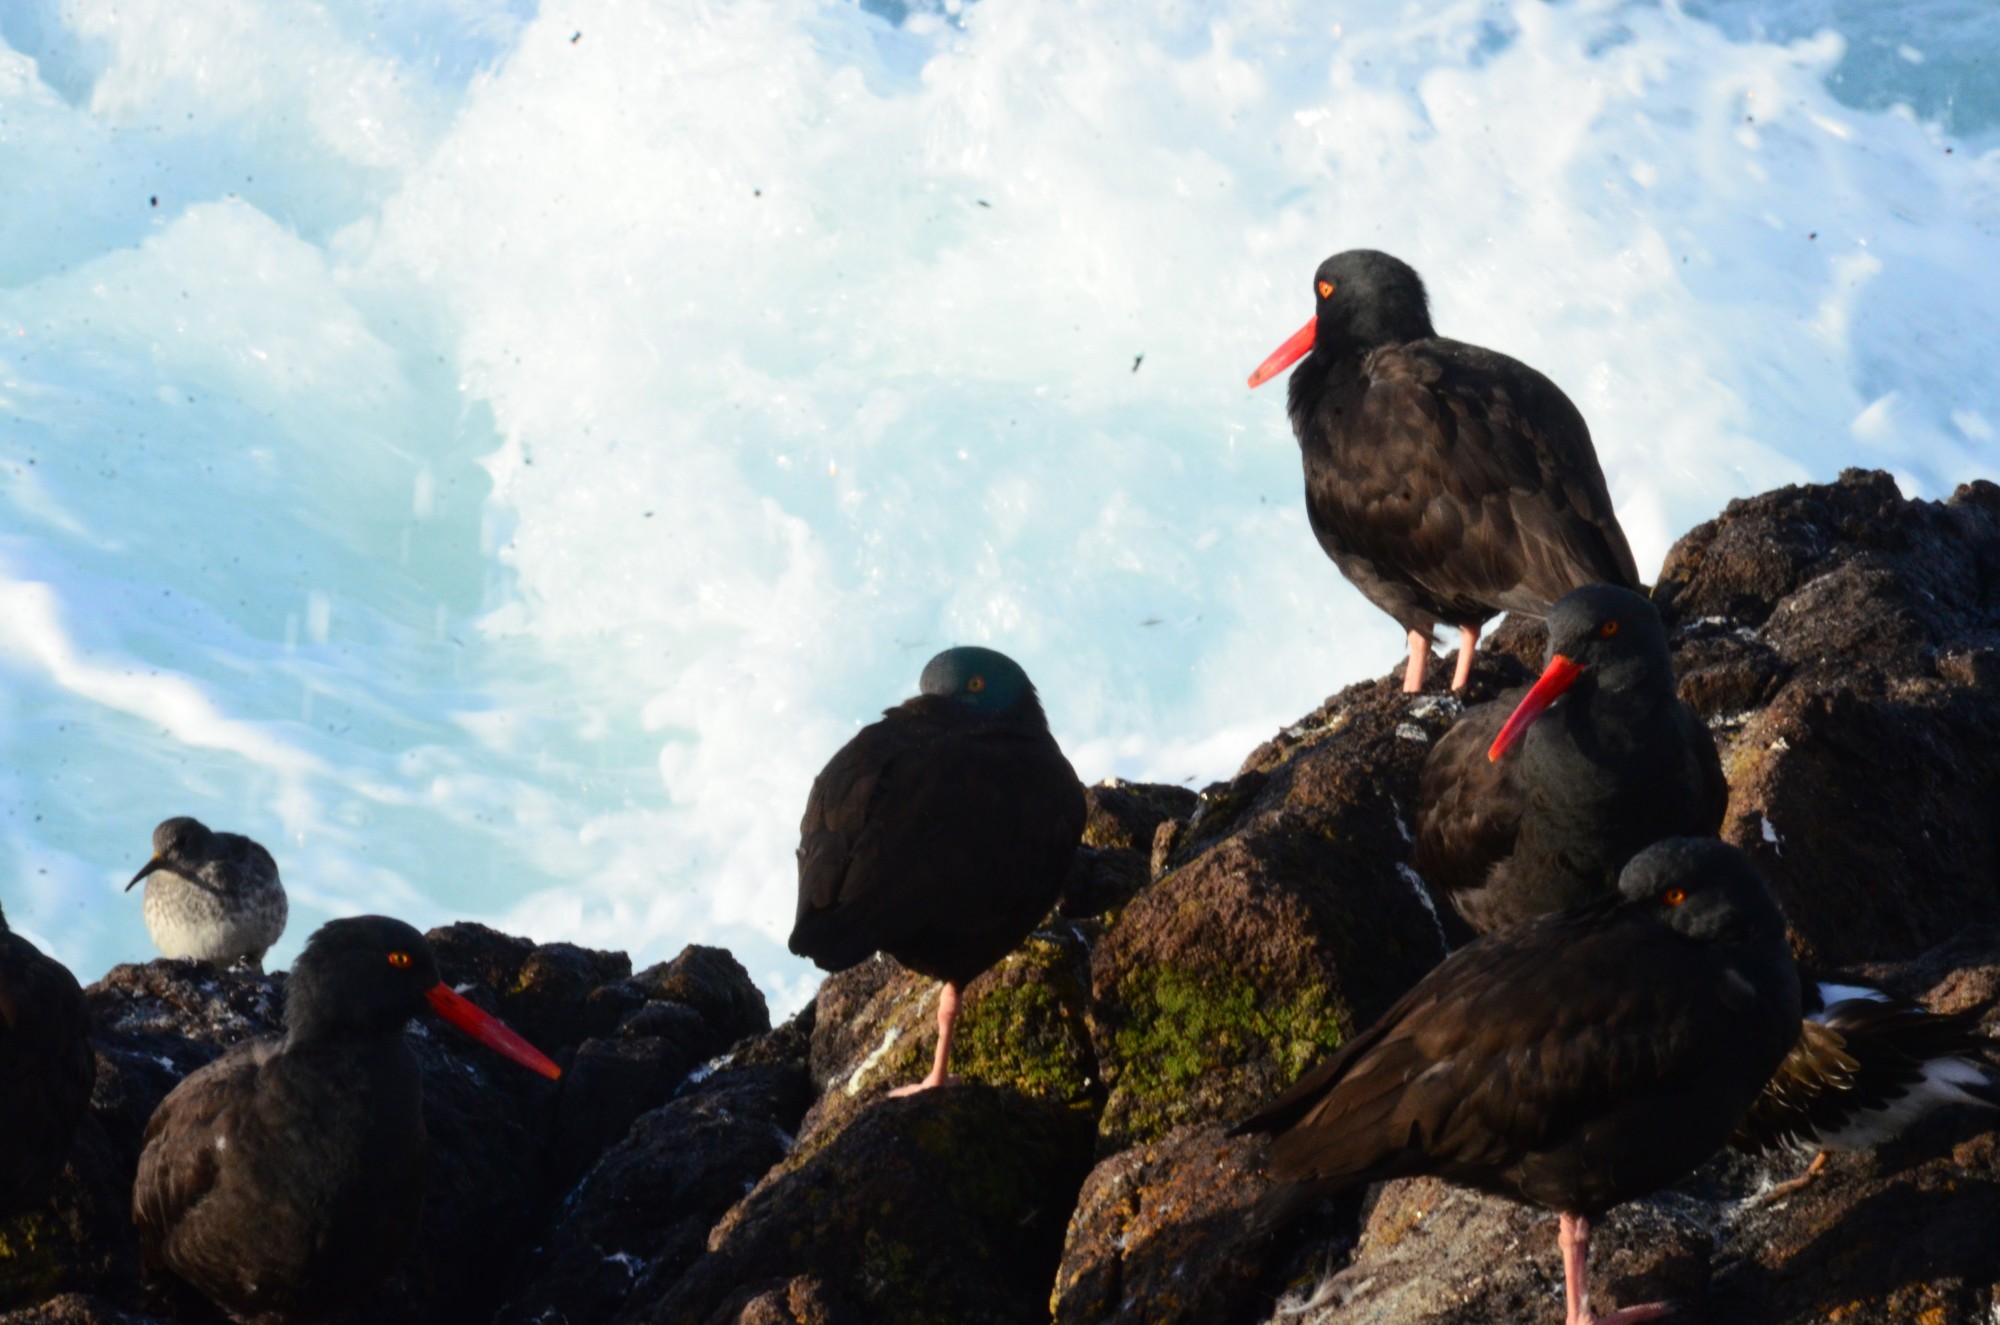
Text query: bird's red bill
424 983 562 1079
1247 316 1318 388
1488 654 1585 762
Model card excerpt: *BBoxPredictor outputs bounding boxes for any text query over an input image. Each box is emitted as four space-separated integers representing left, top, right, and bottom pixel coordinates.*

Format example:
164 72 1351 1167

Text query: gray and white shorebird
126 817 288 971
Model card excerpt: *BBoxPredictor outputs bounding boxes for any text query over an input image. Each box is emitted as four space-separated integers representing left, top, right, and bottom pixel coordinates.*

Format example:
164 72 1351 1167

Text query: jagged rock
427 923 636 1051
1656 471 2000 967
1059 781 1194 919
1088 673 1482 1150
548 946 771 1192
494 1014 814 1325
719 1276 863 1325
1050 1124 1282 1324
797 928 1099 1151
651 1084 1094 1325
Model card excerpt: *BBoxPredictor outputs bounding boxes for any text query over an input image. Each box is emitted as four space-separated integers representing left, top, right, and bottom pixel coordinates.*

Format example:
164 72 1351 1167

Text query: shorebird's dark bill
1488 655 1585 762
424 983 562 1079
1248 316 1318 388
126 857 165 891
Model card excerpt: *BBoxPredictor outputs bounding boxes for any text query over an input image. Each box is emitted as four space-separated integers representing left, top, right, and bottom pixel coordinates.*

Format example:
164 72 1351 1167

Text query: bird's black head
127 816 219 891
285 916 443 1041
1617 838 1789 948
1487 584 1673 761
1543 584 1670 677
284 916 561 1078
1248 250 1436 392
1308 250 1435 355
918 646 1040 717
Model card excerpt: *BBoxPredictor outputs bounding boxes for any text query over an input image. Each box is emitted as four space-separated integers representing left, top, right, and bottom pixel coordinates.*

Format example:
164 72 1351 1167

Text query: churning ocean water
0 0 1995 1010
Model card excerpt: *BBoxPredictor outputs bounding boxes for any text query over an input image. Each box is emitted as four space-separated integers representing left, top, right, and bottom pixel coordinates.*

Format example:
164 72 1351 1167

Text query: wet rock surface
5 471 1999 1325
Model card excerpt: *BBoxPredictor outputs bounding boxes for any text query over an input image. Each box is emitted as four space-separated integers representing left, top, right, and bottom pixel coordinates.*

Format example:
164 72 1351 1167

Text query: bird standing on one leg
1233 839 1801 1325
127 817 288 971
1247 251 1641 693
789 647 1085 1096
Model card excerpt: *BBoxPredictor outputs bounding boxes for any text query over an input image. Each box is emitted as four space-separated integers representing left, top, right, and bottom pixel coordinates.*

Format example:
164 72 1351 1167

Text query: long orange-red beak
1247 316 1318 388
425 983 562 1079
1488 655 1585 762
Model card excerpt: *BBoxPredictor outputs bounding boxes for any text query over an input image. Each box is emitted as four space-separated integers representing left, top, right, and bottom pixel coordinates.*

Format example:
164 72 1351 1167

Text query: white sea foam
0 0 1996 1009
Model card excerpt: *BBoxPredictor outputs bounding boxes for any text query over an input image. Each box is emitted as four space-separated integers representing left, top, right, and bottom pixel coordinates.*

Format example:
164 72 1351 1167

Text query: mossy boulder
798 929 1100 1151
1090 671 1465 1150
650 1085 1095 1325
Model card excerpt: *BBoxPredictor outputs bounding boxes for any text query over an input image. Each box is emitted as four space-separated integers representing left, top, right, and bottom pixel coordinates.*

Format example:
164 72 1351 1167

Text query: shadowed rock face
5 471 2000 1325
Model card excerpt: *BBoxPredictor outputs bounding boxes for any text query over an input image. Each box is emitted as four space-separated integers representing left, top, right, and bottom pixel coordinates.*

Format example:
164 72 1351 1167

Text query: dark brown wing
133 1040 270 1273
1306 339 1640 625
1235 903 1745 1202
791 703 1084 983
0 931 95 1215
1412 693 1522 904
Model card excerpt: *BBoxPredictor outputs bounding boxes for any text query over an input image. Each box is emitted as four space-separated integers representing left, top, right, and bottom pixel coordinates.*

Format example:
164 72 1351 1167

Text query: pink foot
1577 1304 1675 1325
887 1072 962 1097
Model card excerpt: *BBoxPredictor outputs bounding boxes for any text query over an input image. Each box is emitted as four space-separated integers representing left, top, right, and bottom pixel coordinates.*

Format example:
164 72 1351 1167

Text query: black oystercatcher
1735 981 1996 1199
1413 584 1726 933
127 817 288 971
790 646 1085 1095
0 898 96 1217
1233 839 1801 1325
1247 250 1641 692
133 916 559 1322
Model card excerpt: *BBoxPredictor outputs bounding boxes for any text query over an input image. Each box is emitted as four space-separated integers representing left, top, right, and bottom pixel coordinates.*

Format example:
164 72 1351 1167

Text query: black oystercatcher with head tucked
790 646 1085 1095
0 897 96 1218
1233 839 1801 1325
133 916 560 1324
127 816 288 971
1414 584 1726 934
1248 250 1642 692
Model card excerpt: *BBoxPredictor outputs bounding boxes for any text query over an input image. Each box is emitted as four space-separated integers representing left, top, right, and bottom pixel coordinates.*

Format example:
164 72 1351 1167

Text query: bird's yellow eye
1317 280 1334 299
1599 620 1621 638
387 951 413 969
967 676 986 693
1662 887 1687 907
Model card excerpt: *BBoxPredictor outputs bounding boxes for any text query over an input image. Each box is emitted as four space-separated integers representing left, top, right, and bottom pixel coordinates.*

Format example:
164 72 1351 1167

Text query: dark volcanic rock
1088 672 1489 1150
1278 1176 1715 1325
1657 471 2000 968
495 1015 814 1325
548 945 771 1192
1050 1124 1283 1325
0 1294 170 1325
651 1085 1095 1325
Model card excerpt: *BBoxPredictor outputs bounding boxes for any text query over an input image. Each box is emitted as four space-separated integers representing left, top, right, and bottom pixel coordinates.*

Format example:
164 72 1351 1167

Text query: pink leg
1560 1212 1675 1325
889 981 962 1096
1451 624 1479 691
1402 629 1432 693
1754 1149 1829 1205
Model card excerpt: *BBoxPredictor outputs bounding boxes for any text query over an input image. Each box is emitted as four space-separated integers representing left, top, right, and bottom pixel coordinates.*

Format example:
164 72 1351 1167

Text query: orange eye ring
967 676 986 693
1599 620 1622 638
1662 887 1687 907
387 951 413 969
1317 280 1334 298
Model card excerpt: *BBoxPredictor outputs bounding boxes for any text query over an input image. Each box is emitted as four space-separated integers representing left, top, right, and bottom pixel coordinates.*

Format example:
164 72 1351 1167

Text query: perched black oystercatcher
0 898 96 1217
128 817 288 971
1247 250 1641 692
1735 981 1996 1199
133 916 559 1322
1413 584 1726 933
790 646 1085 1095
1233 839 1801 1325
